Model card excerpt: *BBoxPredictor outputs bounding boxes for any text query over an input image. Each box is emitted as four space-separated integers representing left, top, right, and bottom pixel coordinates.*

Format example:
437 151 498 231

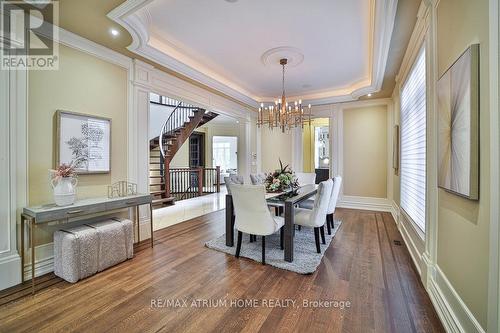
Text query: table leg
30 218 35 294
150 203 154 248
135 205 140 243
225 195 234 247
284 201 294 262
21 214 25 284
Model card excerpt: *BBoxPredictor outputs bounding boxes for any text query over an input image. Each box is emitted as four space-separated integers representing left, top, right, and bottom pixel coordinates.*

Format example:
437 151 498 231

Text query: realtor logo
0 0 59 70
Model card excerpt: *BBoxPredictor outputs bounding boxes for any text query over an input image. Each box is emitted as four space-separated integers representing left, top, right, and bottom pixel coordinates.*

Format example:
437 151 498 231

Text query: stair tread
150 190 165 195
152 197 175 205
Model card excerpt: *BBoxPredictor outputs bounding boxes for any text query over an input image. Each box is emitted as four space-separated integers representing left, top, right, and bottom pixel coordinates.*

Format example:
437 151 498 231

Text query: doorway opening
213 136 238 180
302 118 330 183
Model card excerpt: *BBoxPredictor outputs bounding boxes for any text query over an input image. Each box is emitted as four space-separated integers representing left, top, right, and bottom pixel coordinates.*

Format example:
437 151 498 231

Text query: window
213 136 237 171
400 47 426 232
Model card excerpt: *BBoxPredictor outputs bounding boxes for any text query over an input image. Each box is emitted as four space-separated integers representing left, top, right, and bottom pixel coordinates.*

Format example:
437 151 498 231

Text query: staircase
149 98 218 206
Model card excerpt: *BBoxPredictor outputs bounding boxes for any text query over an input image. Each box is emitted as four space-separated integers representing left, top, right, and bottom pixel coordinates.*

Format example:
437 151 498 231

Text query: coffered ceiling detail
109 0 398 107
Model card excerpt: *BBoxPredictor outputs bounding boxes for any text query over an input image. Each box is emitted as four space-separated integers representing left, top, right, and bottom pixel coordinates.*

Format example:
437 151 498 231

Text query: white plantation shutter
400 47 426 232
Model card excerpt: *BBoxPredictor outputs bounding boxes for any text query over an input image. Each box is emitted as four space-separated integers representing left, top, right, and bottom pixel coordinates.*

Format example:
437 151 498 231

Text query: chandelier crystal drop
257 58 312 132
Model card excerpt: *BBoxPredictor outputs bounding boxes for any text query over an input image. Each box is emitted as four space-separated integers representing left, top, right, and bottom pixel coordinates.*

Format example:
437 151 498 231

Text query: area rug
205 220 342 274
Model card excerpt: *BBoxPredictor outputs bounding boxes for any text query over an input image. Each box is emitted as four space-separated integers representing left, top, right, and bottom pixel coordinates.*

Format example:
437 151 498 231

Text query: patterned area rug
205 220 342 274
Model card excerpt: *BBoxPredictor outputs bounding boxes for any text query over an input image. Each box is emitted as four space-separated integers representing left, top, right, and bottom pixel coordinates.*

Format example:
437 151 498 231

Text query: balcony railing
169 166 221 201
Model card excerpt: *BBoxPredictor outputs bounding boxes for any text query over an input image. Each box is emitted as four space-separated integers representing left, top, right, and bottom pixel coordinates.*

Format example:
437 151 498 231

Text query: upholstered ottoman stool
54 218 134 283
87 219 134 272
54 225 99 283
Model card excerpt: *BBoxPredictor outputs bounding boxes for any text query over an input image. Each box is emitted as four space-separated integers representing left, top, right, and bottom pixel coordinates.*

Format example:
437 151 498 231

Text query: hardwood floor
0 209 444 333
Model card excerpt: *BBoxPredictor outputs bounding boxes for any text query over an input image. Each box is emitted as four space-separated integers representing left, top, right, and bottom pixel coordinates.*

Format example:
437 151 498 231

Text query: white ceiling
109 0 397 106
140 0 370 101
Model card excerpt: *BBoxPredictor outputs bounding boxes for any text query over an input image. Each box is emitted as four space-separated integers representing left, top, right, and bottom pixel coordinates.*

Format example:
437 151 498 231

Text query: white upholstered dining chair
224 175 244 195
325 176 342 234
295 172 316 186
293 179 333 253
299 176 342 235
250 173 267 185
230 184 284 264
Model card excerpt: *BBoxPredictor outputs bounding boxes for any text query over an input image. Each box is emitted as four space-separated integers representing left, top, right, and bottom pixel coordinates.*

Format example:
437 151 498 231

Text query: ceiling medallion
257 58 311 132
261 46 304 68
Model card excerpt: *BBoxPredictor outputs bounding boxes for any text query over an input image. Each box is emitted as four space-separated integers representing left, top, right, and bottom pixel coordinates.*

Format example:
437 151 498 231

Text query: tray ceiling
109 0 398 106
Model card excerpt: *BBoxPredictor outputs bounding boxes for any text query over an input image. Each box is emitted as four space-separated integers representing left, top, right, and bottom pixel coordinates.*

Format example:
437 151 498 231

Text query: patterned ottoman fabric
54 225 99 283
54 219 135 283
111 218 134 259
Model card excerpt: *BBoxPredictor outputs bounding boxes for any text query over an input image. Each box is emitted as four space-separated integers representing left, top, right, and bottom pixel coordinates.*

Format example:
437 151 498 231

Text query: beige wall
343 105 388 198
28 44 128 244
260 127 293 172
436 0 490 327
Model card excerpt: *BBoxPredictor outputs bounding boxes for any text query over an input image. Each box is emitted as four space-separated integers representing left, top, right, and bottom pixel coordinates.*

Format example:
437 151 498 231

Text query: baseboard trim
390 200 400 224
23 242 54 281
428 265 486 333
139 217 152 240
392 201 485 333
0 254 22 290
337 195 392 212
398 215 425 277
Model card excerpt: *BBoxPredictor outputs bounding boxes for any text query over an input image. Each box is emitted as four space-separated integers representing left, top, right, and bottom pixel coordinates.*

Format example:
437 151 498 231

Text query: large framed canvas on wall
437 44 479 200
55 110 111 174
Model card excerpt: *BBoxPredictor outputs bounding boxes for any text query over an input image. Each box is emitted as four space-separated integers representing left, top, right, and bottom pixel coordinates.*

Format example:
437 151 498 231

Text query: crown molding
108 0 397 107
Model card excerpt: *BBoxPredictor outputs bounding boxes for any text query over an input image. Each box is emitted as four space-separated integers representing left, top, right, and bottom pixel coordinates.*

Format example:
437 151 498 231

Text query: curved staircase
149 98 218 206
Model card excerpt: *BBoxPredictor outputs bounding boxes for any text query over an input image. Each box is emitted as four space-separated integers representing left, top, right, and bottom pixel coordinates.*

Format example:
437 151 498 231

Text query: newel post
198 167 204 196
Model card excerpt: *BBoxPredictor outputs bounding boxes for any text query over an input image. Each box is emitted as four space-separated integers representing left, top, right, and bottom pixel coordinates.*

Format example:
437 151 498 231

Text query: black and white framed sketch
437 44 479 200
56 110 111 174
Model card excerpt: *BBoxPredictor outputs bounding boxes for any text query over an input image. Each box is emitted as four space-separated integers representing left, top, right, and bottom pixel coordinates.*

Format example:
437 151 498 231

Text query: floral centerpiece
49 163 78 206
265 159 299 193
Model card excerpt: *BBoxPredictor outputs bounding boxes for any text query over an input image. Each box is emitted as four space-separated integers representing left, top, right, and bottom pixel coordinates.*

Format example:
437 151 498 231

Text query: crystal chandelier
257 58 312 132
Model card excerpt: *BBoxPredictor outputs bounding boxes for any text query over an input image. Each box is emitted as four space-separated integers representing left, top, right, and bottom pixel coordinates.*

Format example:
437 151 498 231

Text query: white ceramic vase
51 177 78 206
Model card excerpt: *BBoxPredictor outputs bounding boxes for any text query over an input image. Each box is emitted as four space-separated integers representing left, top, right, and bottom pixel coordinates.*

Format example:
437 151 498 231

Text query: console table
21 194 153 294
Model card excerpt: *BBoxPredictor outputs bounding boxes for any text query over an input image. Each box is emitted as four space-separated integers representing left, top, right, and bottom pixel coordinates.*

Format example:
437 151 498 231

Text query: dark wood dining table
225 184 318 262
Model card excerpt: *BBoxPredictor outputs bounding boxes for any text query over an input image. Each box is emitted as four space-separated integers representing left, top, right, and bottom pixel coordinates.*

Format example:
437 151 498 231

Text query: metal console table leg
20 214 25 284
135 205 140 243
20 214 37 294
150 203 154 248
31 218 36 294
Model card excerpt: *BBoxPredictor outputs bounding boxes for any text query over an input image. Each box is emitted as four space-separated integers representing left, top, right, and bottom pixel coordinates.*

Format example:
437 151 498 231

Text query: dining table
225 184 318 262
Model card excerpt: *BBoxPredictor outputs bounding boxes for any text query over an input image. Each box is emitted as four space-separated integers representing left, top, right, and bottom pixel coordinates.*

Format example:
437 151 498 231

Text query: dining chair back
295 172 316 186
327 176 342 215
230 184 282 236
224 175 244 194
250 173 267 185
309 179 334 227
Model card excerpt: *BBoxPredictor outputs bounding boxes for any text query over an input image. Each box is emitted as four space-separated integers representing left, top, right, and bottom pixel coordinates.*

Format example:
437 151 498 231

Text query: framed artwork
393 125 399 175
437 44 479 200
55 110 111 174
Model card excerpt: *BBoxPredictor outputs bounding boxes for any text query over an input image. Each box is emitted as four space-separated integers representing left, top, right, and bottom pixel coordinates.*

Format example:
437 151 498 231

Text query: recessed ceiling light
367 93 372 97
110 29 120 37
236 120 239 123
